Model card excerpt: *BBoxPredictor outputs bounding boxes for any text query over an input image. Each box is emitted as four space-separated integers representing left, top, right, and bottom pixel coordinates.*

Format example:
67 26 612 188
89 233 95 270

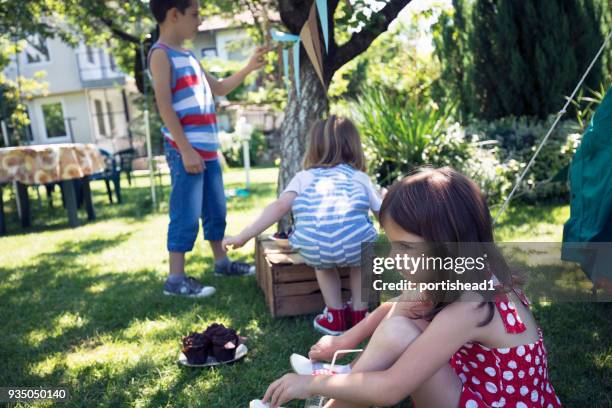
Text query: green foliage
570 81 610 132
466 116 582 203
330 17 441 102
433 0 609 120
0 59 48 144
201 57 251 101
352 85 583 204
219 129 268 167
351 85 457 186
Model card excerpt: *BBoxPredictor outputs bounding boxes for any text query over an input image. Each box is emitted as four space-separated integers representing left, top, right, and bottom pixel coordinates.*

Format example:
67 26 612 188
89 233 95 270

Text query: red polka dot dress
449 289 563 408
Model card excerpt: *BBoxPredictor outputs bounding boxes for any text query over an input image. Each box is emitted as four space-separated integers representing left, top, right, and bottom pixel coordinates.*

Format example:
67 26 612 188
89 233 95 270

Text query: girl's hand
247 46 271 72
262 373 312 408
308 335 349 361
222 235 247 251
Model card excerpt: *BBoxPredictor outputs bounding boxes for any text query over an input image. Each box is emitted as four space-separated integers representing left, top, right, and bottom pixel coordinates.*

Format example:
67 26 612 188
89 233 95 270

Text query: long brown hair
380 167 517 326
302 115 366 171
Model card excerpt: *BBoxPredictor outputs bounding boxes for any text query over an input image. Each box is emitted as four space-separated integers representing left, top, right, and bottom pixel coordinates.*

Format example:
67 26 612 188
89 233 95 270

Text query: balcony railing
75 50 125 88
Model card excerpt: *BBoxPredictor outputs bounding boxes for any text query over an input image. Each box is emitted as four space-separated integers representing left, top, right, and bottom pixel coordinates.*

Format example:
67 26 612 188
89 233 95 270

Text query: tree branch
100 17 140 44
278 0 312 33
332 0 412 73
324 0 341 84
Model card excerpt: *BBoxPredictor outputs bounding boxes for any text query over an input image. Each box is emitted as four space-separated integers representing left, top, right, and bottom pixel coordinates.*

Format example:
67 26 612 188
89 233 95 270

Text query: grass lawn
0 167 610 407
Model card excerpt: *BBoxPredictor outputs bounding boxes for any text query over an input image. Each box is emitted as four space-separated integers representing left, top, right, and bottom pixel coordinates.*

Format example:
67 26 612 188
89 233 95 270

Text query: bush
465 116 582 203
432 0 608 120
352 82 584 205
352 85 456 186
219 129 268 168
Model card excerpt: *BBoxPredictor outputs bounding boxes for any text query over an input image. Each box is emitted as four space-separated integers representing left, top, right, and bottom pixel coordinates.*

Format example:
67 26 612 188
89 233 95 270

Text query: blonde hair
302 115 366 171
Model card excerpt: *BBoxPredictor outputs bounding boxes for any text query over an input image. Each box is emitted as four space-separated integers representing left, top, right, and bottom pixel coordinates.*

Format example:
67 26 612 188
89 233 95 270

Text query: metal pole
242 139 251 189
65 117 76 143
13 36 23 146
1 120 9 146
137 20 157 210
492 30 612 225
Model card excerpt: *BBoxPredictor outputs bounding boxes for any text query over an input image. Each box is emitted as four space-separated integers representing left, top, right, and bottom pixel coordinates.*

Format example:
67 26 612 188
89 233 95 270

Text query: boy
149 0 269 297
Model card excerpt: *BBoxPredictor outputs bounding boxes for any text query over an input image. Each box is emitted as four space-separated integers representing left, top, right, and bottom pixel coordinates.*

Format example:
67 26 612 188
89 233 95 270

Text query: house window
109 53 117 71
94 99 106 136
25 36 50 64
201 47 218 58
41 102 66 138
86 45 95 64
106 101 115 133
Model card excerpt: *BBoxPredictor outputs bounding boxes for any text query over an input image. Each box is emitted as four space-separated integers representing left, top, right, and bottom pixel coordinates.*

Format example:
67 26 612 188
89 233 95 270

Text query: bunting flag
316 0 329 53
270 1 329 99
301 1 326 87
271 30 301 98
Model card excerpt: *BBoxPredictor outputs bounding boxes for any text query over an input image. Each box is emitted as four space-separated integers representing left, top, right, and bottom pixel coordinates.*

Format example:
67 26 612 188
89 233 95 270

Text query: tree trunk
274 0 412 231
277 60 328 231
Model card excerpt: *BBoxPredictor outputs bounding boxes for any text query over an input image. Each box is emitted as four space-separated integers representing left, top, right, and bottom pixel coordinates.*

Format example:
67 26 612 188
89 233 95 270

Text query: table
0 143 106 234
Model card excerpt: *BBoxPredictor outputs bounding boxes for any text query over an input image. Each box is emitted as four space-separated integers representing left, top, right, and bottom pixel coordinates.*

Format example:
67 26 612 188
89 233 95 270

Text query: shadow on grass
0 170 278 238
0 183 166 237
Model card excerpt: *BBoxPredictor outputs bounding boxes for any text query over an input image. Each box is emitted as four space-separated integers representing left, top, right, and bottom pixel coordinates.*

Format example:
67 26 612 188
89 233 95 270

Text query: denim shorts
165 141 226 252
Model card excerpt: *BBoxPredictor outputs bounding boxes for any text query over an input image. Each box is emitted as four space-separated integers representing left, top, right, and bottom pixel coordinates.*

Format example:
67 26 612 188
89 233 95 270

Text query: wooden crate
256 236 371 317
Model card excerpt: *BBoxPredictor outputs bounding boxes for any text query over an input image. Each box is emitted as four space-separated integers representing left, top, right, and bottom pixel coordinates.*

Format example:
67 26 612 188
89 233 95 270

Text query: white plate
290 353 352 375
290 353 313 375
249 399 285 408
178 343 248 367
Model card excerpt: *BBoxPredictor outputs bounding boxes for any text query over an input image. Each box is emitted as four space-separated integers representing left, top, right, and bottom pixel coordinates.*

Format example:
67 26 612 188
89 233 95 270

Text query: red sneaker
313 307 346 336
343 300 368 328
343 302 352 328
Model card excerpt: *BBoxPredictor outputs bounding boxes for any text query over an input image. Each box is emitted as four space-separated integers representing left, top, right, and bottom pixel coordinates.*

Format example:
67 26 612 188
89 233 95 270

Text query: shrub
353 81 586 205
465 116 582 203
219 129 267 168
352 85 456 186
432 0 608 120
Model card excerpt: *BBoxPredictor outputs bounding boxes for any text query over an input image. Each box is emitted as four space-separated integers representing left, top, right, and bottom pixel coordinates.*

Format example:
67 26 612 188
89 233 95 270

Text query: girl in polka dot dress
260 167 563 408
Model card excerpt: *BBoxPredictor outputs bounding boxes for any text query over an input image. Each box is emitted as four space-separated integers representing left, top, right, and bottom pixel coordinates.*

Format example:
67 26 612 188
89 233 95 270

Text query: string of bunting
271 0 329 99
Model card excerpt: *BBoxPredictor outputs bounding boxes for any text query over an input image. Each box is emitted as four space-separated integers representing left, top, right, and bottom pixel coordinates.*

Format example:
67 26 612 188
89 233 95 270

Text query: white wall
215 29 252 62
4 36 81 94
76 44 123 83
27 91 93 145
3 37 124 94
87 88 131 152
191 31 217 59
190 28 253 63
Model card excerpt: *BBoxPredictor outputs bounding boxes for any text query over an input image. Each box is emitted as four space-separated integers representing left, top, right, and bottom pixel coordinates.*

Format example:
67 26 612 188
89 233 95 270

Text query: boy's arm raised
150 49 204 174
223 191 296 250
205 46 269 96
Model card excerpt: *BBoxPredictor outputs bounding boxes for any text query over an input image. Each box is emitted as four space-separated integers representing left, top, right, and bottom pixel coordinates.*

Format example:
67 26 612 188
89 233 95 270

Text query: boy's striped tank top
148 42 218 160
289 164 378 268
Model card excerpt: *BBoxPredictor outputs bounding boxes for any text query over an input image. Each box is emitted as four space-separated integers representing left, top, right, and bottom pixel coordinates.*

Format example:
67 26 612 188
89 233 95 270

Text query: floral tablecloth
0 143 105 185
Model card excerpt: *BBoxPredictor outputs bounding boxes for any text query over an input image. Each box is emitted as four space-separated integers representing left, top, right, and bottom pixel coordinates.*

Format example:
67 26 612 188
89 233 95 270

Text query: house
2 11 280 154
3 34 136 153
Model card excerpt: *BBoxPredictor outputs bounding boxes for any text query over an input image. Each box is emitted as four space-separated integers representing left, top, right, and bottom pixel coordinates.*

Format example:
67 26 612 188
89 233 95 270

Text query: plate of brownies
178 323 248 367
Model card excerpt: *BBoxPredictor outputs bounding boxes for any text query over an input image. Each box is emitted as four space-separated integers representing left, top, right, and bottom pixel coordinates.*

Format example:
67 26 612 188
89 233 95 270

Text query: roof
198 11 280 32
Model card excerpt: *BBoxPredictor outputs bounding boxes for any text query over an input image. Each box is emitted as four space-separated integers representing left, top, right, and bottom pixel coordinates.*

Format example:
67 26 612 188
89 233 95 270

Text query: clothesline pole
493 30 612 226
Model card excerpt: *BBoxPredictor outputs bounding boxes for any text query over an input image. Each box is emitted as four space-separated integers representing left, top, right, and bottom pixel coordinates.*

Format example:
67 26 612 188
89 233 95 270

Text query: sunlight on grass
1 167 609 408
494 204 569 241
